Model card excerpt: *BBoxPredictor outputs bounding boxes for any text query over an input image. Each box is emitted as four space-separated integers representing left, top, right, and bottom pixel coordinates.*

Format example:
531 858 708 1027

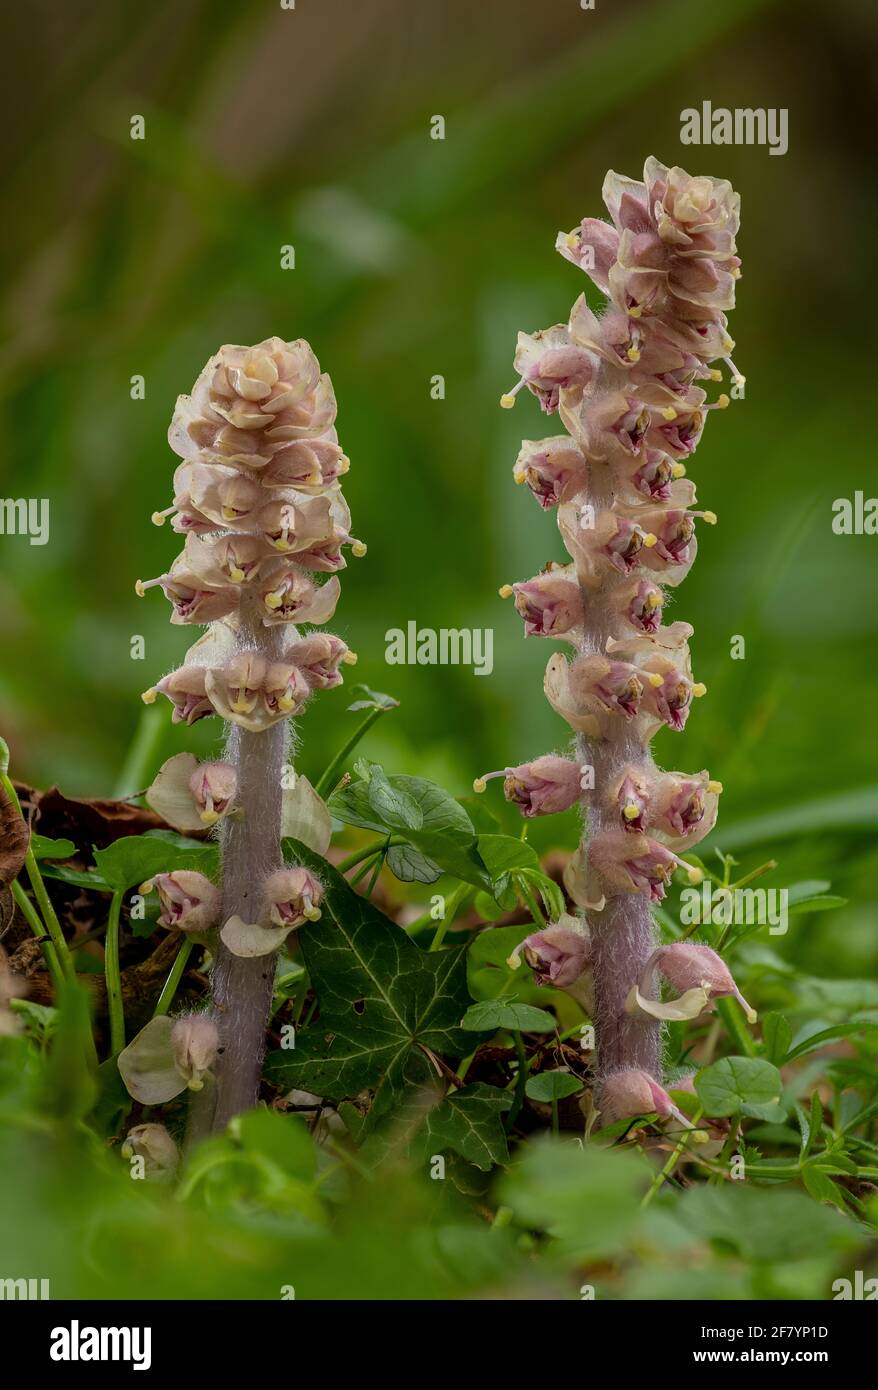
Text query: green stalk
104 890 126 1056
114 703 165 797
429 884 472 951
1 771 75 982
505 1030 529 1131
337 836 406 873
152 936 194 1018
314 707 386 798
10 879 64 992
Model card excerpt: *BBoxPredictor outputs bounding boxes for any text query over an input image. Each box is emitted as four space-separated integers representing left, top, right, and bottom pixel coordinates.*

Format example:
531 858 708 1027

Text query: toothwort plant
138 338 362 1127
476 159 754 1130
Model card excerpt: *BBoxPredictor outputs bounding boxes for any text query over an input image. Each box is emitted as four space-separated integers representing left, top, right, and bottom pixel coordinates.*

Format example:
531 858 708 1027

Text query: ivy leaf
461 1000 556 1034
419 1084 511 1171
695 1056 783 1118
365 765 423 831
264 843 473 1127
525 1070 583 1103
93 834 218 892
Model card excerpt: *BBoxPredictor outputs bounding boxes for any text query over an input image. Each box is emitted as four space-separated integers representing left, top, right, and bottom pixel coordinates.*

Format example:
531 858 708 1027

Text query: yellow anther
732 268 741 279
707 779 723 794
141 688 157 705
702 510 717 525
221 506 238 521
472 777 487 793
628 305 643 319
626 347 641 363
151 511 167 526
277 695 297 713
622 803 640 821
671 462 686 479
500 393 517 409
716 393 730 409
565 231 579 250
661 406 678 421
134 579 146 597
139 880 155 894
692 682 707 697
745 1007 758 1024
646 672 664 688
265 591 283 610
187 1078 205 1092
304 907 322 922
506 950 523 970
498 584 514 598
645 591 664 610
642 532 658 548
228 566 246 583
352 540 367 557
692 1128 709 1145
512 467 526 484
342 650 358 665
199 810 220 826
709 369 722 381
338 456 351 474
687 866 703 884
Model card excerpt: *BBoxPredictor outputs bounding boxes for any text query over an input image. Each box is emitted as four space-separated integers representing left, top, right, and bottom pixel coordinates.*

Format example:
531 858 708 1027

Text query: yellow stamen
187 1078 204 1092
498 584 514 598
642 533 658 548
671 462 686 479
151 511 167 526
622 803 640 821
304 907 322 922
338 456 351 474
506 950 523 970
139 880 154 894
646 672 664 688
134 579 146 597
277 694 297 712
709 369 722 381
228 566 246 583
661 406 678 421
221 506 239 521
626 347 641 363
342 650 358 665
565 231 579 250
199 810 220 826
351 540 367 557
141 688 157 704
512 466 526 484
702 510 717 525
628 305 642 319
645 591 663 610
687 866 703 884
265 591 284 610
707 779 723 794
473 777 487 793
692 1128 709 1145
716 393 730 409
692 682 707 697
500 393 517 409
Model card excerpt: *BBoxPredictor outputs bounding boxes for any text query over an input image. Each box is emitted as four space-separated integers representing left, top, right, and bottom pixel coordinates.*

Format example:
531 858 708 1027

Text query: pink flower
520 914 591 987
513 436 587 508
600 1068 699 1134
507 566 583 640
474 754 583 817
143 665 215 725
171 1014 220 1091
643 944 756 1023
286 633 355 689
264 867 324 927
149 871 221 933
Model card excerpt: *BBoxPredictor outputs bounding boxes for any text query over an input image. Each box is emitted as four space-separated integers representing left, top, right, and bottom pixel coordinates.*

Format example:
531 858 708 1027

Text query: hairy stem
577 471 661 1083
209 610 289 1130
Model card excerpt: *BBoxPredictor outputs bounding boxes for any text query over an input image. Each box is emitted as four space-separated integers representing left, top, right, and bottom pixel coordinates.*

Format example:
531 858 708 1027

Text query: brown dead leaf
31 785 164 850
0 782 29 889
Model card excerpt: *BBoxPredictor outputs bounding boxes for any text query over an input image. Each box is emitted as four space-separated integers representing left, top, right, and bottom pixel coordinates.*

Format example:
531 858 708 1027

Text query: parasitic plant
476 158 752 1128
137 337 361 1129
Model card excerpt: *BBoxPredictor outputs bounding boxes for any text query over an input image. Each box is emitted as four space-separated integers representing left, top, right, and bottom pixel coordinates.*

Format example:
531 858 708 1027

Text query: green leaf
330 771 490 889
93 834 218 891
365 765 423 831
461 999 556 1034
516 867 566 923
762 1013 793 1066
40 983 97 1123
30 834 76 860
715 787 878 852
801 1165 846 1210
784 1014 878 1065
673 1184 861 1262
385 842 442 884
264 842 474 1126
695 1056 783 1118
525 1070 583 1103
346 684 399 712
419 1083 511 1170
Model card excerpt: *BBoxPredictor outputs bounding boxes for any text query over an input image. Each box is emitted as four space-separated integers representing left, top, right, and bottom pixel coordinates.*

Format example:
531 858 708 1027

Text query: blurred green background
2 0 876 976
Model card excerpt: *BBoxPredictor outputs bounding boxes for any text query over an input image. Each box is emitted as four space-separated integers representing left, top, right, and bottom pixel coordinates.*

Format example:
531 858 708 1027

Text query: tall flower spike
139 337 361 1129
488 159 743 1119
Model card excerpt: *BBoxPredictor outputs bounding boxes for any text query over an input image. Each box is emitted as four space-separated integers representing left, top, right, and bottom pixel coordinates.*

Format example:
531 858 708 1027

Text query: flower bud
150 871 220 933
171 1014 220 1091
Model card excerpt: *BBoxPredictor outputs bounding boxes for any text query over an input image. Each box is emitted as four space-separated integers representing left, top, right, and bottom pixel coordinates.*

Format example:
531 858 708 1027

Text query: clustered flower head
137 338 359 964
477 159 751 1126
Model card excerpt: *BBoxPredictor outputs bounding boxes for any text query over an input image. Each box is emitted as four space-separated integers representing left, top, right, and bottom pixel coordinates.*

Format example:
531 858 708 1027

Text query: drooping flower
600 1068 704 1137
631 943 757 1023
473 754 583 817
120 1123 179 1178
147 871 221 933
146 753 237 832
171 1014 220 1091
